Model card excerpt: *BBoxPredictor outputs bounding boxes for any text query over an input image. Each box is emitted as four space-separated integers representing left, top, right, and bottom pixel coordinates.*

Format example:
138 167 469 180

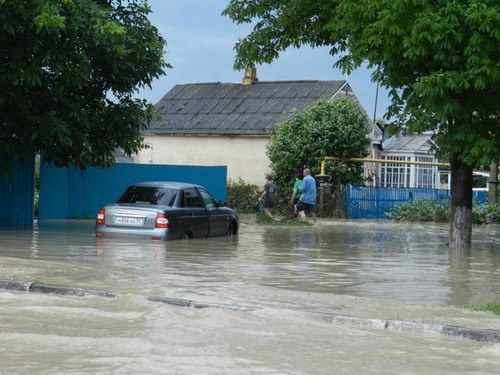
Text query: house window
415 156 436 188
380 156 410 188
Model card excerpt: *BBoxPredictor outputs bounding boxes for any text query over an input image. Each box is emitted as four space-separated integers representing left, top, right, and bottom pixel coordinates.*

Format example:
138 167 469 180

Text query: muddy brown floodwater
0 216 499 374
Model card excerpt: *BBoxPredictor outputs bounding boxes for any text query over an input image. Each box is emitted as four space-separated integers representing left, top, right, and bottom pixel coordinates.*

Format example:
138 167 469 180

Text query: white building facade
376 135 441 189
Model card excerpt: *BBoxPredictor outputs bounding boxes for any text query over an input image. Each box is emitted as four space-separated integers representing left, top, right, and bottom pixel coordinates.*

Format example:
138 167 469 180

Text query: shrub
266 97 371 193
227 178 260 213
472 201 500 224
386 198 500 224
386 198 450 222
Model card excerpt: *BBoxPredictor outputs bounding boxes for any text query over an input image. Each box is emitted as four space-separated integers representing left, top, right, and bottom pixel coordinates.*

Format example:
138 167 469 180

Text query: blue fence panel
473 191 488 204
345 185 378 219
345 185 455 219
39 162 227 220
346 186 490 219
38 161 69 220
0 156 35 227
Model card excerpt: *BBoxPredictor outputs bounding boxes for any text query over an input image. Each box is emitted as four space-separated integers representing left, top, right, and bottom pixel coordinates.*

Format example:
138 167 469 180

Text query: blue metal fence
1 157 490 224
0 156 35 227
345 185 488 219
39 162 228 220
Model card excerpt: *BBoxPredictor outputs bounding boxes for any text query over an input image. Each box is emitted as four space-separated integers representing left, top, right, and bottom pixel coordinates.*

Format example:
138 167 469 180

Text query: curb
324 314 500 343
147 296 257 311
0 280 116 298
1 280 499 343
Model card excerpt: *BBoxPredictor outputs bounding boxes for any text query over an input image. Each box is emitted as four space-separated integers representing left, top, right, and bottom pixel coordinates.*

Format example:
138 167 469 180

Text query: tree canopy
223 0 499 168
0 0 168 168
224 0 499 245
267 96 371 191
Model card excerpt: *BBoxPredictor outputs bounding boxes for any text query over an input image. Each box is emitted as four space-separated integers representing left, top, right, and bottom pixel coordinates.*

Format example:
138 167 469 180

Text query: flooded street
0 216 499 374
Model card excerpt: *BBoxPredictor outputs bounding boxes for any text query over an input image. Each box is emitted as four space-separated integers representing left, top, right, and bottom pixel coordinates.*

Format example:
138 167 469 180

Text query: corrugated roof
144 80 349 136
383 135 433 153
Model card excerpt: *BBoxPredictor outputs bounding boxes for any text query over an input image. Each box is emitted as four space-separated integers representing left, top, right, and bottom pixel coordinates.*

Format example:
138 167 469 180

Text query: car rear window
117 186 178 206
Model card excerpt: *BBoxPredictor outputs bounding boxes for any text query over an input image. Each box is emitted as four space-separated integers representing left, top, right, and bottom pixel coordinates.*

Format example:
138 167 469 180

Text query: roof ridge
173 79 346 87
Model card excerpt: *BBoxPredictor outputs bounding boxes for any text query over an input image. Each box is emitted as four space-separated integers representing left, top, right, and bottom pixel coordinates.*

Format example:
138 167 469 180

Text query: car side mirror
217 200 227 207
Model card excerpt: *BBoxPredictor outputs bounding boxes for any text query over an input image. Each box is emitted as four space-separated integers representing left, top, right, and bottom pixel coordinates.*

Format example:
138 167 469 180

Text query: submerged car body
95 181 239 240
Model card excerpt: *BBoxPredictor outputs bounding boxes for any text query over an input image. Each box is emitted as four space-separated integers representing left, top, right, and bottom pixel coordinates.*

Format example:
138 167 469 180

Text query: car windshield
117 186 178 206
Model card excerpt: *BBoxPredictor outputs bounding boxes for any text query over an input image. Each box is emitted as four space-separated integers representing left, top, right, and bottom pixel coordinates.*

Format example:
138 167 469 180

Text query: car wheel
182 232 192 240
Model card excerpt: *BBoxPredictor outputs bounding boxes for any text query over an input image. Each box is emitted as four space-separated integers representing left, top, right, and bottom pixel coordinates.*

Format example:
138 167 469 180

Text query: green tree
0 0 168 169
267 96 370 193
223 0 500 246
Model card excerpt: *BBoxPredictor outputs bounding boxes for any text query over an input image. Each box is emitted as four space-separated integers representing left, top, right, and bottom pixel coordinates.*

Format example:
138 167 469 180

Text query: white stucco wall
135 135 271 186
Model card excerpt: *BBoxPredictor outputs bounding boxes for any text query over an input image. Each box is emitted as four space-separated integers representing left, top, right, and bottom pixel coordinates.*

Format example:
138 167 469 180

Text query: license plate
115 217 144 226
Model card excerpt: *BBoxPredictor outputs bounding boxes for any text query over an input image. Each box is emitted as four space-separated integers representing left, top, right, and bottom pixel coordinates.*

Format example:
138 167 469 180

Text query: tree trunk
488 161 498 205
449 153 473 247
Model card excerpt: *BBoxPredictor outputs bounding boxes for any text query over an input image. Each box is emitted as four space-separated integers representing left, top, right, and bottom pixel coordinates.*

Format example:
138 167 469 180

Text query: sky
138 0 392 122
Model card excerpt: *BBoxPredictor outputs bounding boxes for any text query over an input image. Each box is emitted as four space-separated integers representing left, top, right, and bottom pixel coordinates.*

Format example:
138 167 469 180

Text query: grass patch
255 214 313 226
464 302 500 316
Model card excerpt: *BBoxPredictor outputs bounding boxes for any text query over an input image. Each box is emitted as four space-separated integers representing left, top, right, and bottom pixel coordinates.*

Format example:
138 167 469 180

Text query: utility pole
373 81 379 123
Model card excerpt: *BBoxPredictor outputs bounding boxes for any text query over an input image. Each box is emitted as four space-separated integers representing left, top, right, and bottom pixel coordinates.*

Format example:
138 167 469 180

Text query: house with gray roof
376 133 441 188
136 68 361 185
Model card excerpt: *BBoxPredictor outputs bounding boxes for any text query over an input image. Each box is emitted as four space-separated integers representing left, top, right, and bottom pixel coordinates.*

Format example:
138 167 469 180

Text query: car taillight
155 212 170 228
96 209 105 225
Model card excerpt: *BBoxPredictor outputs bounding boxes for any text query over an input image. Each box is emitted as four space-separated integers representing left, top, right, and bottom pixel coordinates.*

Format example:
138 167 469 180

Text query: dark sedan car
95 181 239 240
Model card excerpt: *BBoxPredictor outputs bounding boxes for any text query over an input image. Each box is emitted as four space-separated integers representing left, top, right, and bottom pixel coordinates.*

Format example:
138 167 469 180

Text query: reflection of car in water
95 181 239 240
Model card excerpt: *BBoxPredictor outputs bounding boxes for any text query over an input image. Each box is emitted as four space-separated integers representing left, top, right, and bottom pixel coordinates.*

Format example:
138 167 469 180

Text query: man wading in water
296 168 317 221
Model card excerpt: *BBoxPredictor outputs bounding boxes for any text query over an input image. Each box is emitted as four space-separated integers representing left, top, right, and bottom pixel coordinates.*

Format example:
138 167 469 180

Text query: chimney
242 67 258 85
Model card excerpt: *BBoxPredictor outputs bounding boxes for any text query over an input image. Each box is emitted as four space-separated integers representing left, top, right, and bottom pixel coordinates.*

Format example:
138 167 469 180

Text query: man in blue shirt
296 168 317 220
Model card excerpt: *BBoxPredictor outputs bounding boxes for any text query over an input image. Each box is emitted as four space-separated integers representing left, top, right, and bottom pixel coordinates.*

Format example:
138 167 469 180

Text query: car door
182 188 209 238
197 187 230 237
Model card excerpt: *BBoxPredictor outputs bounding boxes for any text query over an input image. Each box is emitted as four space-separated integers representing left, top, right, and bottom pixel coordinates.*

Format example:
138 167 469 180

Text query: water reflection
0 218 498 307
447 246 473 306
259 221 450 303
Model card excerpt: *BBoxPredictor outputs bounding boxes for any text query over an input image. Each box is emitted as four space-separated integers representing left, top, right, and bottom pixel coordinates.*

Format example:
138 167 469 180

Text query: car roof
131 181 202 189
